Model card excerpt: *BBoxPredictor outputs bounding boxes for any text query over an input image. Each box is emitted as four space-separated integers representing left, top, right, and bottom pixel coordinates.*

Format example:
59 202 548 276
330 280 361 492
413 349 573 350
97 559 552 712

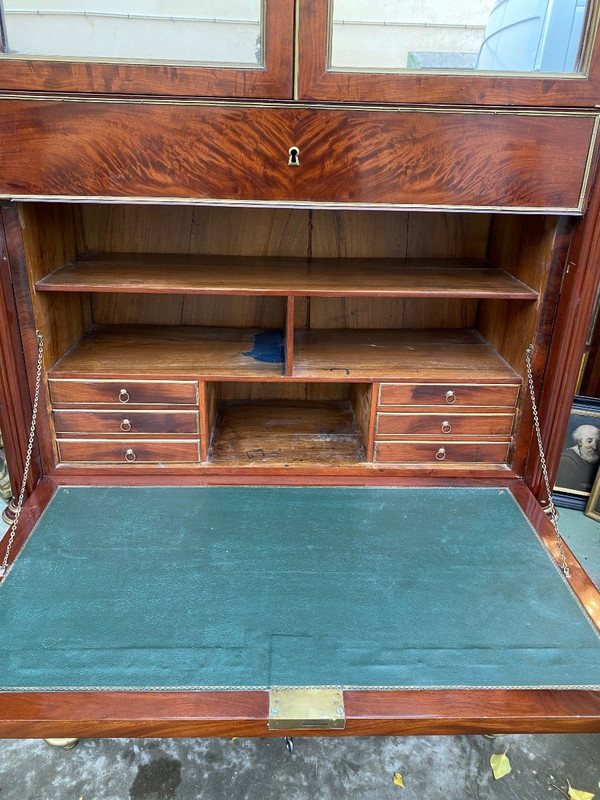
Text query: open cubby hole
205 382 372 465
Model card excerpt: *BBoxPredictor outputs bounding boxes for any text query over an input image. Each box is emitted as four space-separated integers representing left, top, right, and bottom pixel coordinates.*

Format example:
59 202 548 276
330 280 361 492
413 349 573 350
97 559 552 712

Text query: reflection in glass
330 0 590 73
0 0 262 65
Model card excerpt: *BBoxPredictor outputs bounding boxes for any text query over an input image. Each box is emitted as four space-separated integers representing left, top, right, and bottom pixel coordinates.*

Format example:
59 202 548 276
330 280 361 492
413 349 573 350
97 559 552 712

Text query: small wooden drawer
57 439 200 463
374 441 511 464
49 379 198 406
53 409 199 436
378 383 520 408
376 412 515 437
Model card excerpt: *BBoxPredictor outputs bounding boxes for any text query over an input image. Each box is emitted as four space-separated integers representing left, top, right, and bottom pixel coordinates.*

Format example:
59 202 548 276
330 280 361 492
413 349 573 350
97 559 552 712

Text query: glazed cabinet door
297 0 600 106
0 0 294 98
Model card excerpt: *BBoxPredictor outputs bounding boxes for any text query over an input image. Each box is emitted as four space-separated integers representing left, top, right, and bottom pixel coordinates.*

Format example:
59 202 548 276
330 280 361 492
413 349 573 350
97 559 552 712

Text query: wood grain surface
57 439 200 464
209 400 365 465
0 100 595 210
294 329 520 382
35 254 538 298
53 409 200 436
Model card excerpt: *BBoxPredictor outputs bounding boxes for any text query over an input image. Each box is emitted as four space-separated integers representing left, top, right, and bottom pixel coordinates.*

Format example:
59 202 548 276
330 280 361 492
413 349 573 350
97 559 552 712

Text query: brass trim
268 688 345 731
579 113 600 210
1 93 598 117
5 196 587 215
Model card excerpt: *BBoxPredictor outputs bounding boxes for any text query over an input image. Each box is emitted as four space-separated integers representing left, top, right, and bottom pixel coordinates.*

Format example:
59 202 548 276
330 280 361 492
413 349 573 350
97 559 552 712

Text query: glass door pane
0 0 294 97
330 0 590 74
1 1 262 65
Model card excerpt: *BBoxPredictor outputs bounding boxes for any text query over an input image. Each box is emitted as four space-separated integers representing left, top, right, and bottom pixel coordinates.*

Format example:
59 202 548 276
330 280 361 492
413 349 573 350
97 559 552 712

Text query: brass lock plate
268 688 345 730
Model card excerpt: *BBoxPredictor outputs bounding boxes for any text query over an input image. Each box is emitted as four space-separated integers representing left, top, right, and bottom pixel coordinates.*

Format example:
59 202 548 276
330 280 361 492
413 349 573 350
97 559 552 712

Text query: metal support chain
0 331 44 580
525 344 570 578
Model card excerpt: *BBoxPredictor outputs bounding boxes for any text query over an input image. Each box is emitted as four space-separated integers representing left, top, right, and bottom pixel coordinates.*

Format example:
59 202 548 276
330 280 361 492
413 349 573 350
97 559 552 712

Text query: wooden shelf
294 329 519 382
50 325 285 379
35 253 538 299
209 400 366 464
50 325 519 384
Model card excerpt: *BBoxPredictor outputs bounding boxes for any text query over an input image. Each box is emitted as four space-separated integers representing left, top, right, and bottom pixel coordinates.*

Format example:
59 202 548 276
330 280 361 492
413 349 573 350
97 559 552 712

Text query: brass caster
44 738 79 750
2 498 16 525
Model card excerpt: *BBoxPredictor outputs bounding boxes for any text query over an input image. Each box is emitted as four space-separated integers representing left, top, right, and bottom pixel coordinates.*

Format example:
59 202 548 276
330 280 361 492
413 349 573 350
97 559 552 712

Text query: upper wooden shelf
35 253 538 299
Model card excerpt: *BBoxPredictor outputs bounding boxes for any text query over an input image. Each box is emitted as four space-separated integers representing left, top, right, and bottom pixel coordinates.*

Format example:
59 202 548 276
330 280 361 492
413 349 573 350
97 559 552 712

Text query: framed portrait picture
553 396 600 509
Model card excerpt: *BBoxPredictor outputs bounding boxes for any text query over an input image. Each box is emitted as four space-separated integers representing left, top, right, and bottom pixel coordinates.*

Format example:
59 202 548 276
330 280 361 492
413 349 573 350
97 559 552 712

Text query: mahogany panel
49 378 198 406
0 99 595 211
378 383 520 407
0 0 294 98
297 0 600 109
376 412 515 437
0 205 43 497
374 441 510 464
57 439 200 464
1 687 600 738
53 410 200 436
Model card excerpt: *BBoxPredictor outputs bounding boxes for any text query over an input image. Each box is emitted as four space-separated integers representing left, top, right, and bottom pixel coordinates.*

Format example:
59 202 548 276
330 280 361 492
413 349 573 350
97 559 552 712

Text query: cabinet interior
18 202 566 472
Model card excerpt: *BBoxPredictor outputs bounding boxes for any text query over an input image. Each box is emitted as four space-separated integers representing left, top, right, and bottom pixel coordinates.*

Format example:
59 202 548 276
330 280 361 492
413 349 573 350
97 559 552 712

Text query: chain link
0 331 44 580
525 344 570 578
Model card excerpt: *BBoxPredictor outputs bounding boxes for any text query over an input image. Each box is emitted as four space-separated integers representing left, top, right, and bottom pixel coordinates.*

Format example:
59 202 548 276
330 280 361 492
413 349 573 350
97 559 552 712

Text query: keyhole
288 146 300 166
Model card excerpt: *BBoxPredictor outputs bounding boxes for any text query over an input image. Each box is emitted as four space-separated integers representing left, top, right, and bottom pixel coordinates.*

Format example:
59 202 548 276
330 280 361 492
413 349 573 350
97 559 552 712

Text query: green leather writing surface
1 486 599 690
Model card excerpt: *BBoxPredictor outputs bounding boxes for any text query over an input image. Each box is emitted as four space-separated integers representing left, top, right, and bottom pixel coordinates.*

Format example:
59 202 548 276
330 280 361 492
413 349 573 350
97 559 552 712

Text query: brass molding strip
4 197 587 214
0 92 598 116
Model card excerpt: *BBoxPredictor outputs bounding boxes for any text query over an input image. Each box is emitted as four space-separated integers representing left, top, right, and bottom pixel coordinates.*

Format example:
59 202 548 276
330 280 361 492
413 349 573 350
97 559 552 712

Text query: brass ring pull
441 421 452 434
435 448 446 461
124 448 136 462
119 388 130 404
445 390 456 405
120 419 132 432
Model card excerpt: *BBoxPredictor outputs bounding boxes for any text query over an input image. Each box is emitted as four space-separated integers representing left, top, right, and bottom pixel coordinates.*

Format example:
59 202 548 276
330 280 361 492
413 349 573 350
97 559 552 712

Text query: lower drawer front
53 409 199 435
376 412 515 437
374 441 510 464
378 383 520 408
49 379 198 406
57 439 200 463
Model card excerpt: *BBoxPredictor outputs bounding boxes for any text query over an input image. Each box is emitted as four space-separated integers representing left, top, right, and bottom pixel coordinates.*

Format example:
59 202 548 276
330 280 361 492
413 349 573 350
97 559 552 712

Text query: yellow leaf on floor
490 753 511 780
393 772 405 787
567 781 595 800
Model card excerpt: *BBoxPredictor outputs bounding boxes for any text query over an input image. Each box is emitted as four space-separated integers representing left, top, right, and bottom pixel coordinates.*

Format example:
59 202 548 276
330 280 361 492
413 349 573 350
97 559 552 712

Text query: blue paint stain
242 330 284 363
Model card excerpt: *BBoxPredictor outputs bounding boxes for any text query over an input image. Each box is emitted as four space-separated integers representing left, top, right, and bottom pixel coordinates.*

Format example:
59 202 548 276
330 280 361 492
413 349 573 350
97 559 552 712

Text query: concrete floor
0 733 599 799
0 509 599 798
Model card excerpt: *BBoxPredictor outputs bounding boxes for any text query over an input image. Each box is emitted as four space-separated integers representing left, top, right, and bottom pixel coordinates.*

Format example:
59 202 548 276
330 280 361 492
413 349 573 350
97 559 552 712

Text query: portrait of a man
555 421 600 495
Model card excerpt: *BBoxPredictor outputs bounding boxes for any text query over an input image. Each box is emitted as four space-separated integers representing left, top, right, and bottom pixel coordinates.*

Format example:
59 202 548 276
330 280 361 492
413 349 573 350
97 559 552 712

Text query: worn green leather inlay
1 486 599 690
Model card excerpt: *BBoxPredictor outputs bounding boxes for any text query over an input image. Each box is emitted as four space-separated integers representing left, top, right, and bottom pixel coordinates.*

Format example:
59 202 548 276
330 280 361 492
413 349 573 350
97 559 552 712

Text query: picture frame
553 396 600 510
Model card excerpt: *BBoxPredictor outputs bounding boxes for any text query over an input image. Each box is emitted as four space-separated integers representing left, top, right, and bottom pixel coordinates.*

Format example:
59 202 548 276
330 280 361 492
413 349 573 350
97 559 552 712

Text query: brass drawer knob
435 448 446 461
119 388 130 403
445 390 456 404
441 421 452 433
120 419 132 432
124 448 136 462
